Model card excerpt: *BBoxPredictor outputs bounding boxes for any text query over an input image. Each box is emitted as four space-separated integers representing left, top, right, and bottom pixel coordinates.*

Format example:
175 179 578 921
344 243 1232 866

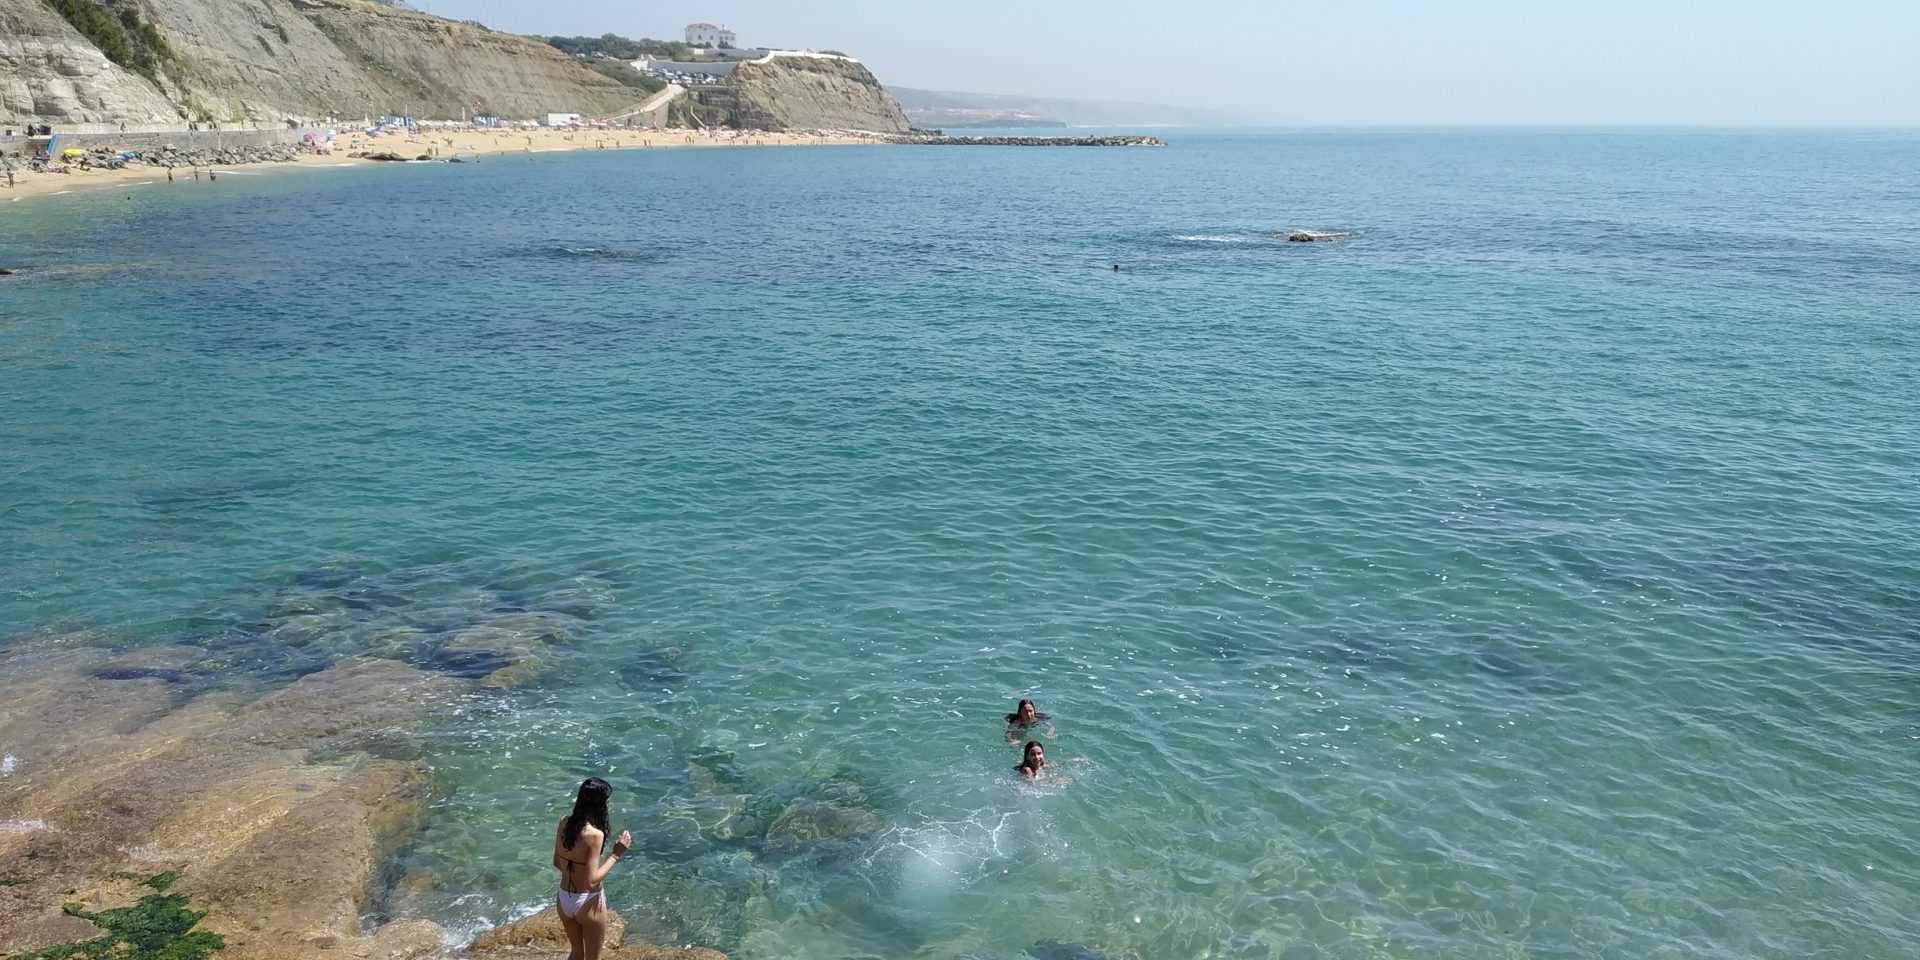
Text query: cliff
0 0 183 123
0 0 641 124
726 53 911 133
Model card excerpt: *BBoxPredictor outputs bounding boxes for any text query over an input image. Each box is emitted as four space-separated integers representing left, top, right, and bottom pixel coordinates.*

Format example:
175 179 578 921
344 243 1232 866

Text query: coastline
5 128 1918 960
0 126 892 206
0 626 725 960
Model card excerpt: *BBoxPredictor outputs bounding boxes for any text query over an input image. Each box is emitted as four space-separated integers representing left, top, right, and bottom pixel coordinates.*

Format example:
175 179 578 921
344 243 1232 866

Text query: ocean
2 129 1918 959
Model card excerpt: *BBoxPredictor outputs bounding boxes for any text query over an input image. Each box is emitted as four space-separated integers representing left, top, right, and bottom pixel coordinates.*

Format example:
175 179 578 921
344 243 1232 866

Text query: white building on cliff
684 22 737 48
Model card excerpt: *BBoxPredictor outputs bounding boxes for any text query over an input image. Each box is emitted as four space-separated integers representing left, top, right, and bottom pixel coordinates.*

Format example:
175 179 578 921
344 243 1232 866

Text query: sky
420 1 1919 125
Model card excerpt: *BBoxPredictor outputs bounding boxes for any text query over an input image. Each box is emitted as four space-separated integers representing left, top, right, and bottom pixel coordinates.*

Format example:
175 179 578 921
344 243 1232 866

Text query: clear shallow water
3 130 1920 959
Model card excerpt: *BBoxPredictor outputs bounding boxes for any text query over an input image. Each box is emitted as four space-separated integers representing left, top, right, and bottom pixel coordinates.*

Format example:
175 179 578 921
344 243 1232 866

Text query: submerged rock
1026 942 1112 960
623 648 689 687
1282 230 1351 242
1470 648 1575 695
762 799 885 854
436 610 581 689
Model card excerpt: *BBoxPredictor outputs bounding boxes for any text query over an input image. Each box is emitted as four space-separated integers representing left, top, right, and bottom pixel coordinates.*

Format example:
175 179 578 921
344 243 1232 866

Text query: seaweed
20 871 223 960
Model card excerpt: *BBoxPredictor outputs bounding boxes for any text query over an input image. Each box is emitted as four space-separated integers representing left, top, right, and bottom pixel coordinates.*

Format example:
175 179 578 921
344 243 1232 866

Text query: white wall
634 59 738 77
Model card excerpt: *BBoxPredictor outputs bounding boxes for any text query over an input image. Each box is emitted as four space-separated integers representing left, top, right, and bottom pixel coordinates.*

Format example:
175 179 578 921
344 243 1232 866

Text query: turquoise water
3 130 1919 959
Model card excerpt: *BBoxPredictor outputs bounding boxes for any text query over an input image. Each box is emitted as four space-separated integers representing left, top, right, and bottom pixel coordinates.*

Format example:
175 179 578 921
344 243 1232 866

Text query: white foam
1173 234 1259 244
1 818 46 834
880 809 1021 887
1 752 16 774
443 898 544 948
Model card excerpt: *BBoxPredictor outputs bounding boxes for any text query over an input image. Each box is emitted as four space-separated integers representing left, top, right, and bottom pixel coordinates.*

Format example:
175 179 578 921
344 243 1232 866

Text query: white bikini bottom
556 887 603 919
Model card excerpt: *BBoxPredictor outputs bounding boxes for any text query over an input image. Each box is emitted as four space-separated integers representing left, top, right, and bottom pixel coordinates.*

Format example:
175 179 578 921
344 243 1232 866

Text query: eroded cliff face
0 0 182 123
0 0 642 124
728 54 912 133
274 0 639 120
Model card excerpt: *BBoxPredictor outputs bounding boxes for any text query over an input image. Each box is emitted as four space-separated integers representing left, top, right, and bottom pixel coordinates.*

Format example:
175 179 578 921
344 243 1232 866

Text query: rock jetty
888 134 1165 147
41 144 301 171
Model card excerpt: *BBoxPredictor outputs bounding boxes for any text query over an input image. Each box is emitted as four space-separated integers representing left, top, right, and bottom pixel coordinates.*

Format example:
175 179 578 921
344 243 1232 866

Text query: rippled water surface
4 130 1920 959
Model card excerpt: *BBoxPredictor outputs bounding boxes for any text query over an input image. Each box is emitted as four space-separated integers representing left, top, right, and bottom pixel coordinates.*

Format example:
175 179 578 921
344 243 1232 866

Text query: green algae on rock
0 649 454 960
19 872 224 960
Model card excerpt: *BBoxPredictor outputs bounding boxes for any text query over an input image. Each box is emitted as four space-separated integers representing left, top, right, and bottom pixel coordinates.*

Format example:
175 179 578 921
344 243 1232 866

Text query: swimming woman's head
562 777 611 848
1010 699 1038 724
1022 740 1045 770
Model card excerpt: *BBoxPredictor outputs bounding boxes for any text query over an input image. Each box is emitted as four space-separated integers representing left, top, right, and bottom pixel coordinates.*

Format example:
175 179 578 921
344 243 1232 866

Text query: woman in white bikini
552 777 631 960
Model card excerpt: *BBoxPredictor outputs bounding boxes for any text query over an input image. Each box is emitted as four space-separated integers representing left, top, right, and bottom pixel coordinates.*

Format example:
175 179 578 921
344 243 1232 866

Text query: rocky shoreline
4 144 303 174
0 559 726 960
888 134 1166 147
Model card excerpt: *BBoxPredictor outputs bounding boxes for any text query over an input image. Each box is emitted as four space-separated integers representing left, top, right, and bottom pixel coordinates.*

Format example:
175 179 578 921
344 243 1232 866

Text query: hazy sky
422 1 1918 125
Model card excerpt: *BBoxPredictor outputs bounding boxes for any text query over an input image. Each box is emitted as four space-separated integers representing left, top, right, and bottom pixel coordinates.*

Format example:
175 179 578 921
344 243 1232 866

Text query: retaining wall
0 128 299 158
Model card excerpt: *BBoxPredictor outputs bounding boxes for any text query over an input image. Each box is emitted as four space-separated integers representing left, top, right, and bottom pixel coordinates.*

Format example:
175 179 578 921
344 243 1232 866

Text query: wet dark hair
562 777 611 850
1021 740 1045 770
1006 699 1039 723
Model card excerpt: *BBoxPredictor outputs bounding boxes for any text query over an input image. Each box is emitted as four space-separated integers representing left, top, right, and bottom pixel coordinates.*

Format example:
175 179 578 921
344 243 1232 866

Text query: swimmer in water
1015 740 1087 783
1005 699 1056 741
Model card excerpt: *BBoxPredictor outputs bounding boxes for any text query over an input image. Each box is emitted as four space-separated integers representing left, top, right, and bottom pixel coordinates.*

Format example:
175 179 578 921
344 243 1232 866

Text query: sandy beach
1 126 891 206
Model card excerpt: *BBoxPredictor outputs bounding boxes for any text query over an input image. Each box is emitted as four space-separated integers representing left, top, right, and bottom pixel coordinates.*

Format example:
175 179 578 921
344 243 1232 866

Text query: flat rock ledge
465 906 724 960
0 642 726 960
887 135 1165 147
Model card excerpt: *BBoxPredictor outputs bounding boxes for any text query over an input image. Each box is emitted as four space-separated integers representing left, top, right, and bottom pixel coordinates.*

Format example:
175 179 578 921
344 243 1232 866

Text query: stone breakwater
888 134 1166 147
2 143 301 173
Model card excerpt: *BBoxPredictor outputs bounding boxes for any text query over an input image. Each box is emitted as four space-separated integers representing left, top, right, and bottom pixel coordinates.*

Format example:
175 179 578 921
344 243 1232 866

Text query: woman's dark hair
562 777 611 849
1022 740 1045 768
1006 698 1036 723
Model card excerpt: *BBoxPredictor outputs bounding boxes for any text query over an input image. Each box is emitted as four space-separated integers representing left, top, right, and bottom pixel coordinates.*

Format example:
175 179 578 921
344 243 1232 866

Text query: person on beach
1005 699 1056 741
1015 740 1087 783
552 777 631 960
